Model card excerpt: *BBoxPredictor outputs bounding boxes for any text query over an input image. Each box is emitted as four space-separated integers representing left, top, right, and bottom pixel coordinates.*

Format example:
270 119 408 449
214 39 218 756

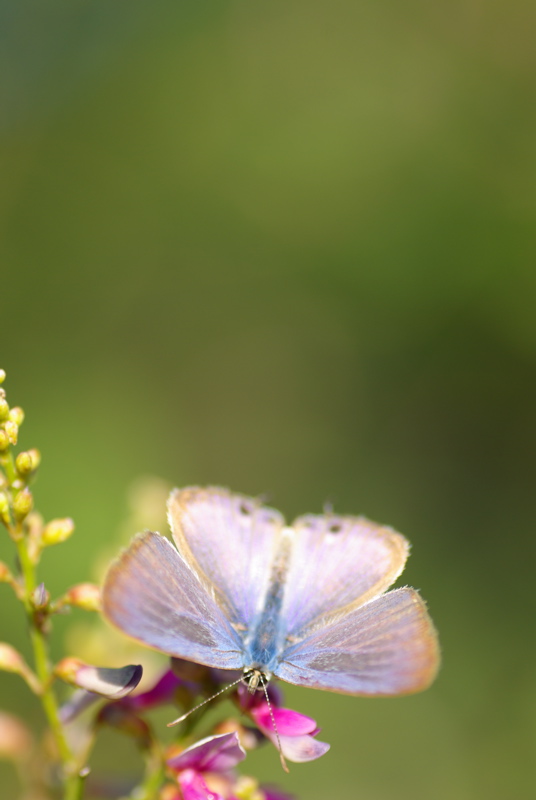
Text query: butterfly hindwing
275 587 439 695
102 531 244 670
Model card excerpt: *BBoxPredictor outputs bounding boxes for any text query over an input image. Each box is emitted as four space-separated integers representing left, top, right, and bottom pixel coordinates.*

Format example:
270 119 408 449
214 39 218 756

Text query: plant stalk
15 532 85 800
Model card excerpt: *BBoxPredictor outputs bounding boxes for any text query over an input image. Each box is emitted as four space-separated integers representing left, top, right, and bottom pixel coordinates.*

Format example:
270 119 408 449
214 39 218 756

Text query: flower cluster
67 658 328 799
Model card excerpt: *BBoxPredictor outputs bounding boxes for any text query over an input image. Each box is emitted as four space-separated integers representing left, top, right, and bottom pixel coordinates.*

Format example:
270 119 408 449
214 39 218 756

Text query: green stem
0 448 17 486
134 744 166 800
15 534 84 800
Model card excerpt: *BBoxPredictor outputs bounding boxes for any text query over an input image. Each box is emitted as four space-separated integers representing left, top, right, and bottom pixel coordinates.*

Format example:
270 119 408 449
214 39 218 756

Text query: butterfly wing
282 513 409 637
102 531 244 670
168 487 285 628
275 587 439 695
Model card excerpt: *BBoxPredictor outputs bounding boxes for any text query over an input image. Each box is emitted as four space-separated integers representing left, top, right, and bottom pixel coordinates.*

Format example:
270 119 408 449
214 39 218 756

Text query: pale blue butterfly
102 487 439 698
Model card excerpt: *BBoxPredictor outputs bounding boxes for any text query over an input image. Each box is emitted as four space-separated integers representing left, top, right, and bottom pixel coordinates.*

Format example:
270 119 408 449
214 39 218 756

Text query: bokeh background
1 1 535 798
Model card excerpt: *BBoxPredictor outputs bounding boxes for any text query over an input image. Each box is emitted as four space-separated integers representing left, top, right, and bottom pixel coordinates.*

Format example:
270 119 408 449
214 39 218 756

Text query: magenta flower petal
242 693 330 763
253 705 317 736
168 732 246 774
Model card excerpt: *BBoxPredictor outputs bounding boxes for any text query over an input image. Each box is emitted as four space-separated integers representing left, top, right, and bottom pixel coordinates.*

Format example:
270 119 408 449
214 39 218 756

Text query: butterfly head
242 667 271 694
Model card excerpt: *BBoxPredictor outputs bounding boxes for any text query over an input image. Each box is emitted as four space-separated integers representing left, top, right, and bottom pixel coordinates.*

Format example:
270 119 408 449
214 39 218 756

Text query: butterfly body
103 487 439 699
242 527 293 678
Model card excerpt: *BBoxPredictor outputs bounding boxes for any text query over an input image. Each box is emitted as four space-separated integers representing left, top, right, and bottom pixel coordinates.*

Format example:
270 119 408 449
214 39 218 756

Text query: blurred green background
1 1 535 798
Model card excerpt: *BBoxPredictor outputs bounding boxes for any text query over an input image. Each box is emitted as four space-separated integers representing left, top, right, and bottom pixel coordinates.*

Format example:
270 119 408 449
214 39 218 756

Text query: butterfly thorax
243 527 293 675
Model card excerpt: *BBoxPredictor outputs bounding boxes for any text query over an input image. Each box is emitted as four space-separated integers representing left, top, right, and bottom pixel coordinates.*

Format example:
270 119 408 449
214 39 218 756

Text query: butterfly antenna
260 676 289 773
167 674 245 727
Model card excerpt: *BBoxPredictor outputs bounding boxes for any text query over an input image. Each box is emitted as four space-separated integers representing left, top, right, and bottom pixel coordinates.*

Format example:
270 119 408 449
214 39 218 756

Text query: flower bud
13 488 33 520
0 370 5 385
0 645 41 693
0 643 26 673
41 517 74 547
8 407 24 426
31 583 50 610
14 449 40 478
4 420 18 445
62 583 101 612
15 452 33 476
0 430 9 452
0 562 13 582
0 398 8 421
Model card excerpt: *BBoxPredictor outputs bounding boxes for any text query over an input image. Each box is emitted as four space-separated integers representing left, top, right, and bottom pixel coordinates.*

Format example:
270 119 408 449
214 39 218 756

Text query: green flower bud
13 488 33 520
4 421 18 445
8 407 24 426
15 452 33 476
15 449 40 476
0 398 8 421
0 370 5 385
41 517 74 547
62 583 101 612
0 430 8 452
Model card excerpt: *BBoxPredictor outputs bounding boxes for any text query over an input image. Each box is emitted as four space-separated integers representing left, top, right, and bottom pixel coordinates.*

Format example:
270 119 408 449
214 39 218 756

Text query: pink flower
237 685 330 763
166 732 246 800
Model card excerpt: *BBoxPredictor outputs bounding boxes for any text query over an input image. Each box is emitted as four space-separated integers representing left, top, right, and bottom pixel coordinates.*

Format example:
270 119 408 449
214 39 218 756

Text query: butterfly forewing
102 531 244 670
275 587 439 696
281 514 409 637
168 487 284 628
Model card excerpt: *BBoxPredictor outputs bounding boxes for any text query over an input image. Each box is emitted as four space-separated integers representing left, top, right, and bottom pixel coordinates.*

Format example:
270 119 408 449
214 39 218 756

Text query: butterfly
102 487 439 698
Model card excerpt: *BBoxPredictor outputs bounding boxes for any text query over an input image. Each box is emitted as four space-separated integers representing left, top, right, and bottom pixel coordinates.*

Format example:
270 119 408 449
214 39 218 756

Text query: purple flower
166 732 246 800
237 684 330 763
61 659 213 725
